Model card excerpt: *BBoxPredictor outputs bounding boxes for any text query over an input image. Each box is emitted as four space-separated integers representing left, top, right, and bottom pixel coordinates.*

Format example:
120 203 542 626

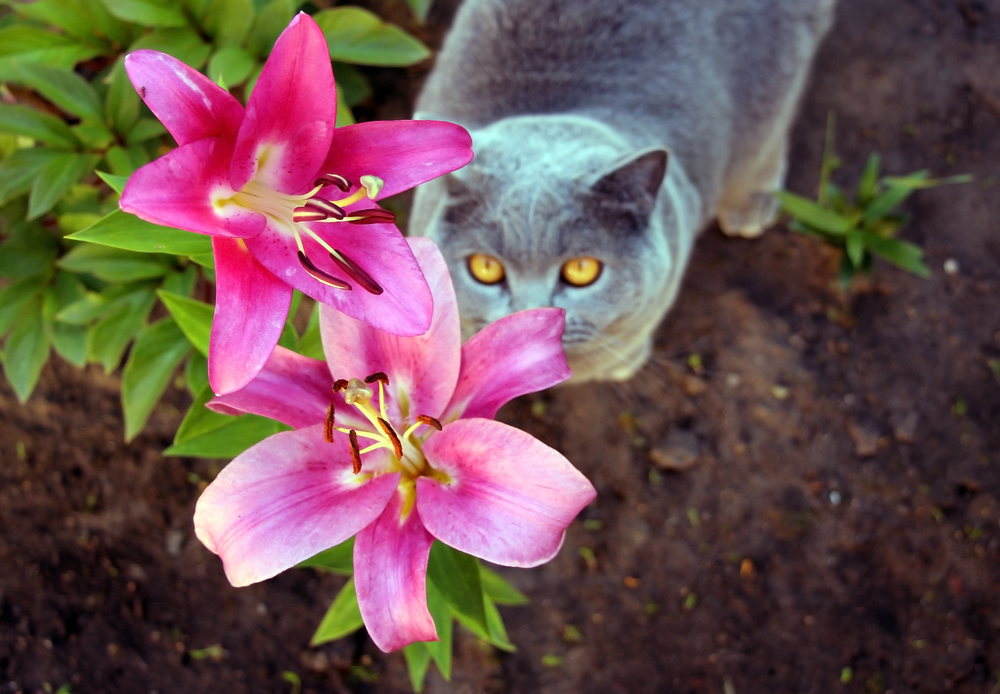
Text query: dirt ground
2 0 1000 692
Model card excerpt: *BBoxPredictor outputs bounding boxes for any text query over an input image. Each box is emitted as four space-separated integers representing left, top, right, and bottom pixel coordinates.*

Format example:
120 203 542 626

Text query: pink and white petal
443 308 571 422
417 419 596 567
318 237 459 421
354 490 437 652
208 345 369 431
208 236 293 395
322 120 473 199
229 13 336 194
124 50 244 146
120 138 265 238
194 425 400 587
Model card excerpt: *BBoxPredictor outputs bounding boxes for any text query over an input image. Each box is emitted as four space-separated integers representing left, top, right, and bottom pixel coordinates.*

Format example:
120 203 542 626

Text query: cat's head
410 115 693 383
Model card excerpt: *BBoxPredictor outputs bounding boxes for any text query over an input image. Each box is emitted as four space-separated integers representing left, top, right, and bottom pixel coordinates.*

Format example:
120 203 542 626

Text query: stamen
343 209 396 225
364 372 389 386
304 198 347 220
344 378 373 405
360 175 384 198
333 379 349 392
297 251 352 290
377 417 404 460
330 250 383 295
416 415 443 431
348 430 362 474
324 404 335 443
315 173 352 192
292 208 327 223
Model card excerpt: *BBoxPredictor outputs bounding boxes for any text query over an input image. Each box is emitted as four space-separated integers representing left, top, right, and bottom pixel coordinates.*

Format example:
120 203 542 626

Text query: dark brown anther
297 250 352 290
416 414 443 432
330 250 383 295
303 198 346 220
348 430 362 474
324 403 335 443
364 372 389 386
344 208 396 225
333 379 349 392
292 207 328 223
315 173 352 192
377 417 403 460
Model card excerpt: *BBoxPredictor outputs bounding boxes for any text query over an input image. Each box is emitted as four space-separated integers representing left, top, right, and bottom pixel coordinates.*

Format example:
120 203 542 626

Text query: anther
344 378 373 405
377 417 403 460
416 414 443 432
333 379 349 392
348 430 362 474
292 208 327 223
364 372 389 386
315 173 352 192
297 251 352 290
331 250 383 295
324 404 335 443
343 209 396 225
305 198 347 219
360 175 384 198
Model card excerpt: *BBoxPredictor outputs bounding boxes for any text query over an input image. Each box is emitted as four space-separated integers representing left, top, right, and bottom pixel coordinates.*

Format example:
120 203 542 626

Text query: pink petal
318 237 459 421
120 138 265 238
322 120 473 199
208 344 370 431
208 237 294 395
444 308 571 421
354 489 437 652
194 425 400 587
124 50 244 146
417 419 596 567
229 13 336 194
246 216 432 338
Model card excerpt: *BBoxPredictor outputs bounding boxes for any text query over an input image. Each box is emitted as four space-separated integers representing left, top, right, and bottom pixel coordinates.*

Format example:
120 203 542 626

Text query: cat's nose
508 282 552 312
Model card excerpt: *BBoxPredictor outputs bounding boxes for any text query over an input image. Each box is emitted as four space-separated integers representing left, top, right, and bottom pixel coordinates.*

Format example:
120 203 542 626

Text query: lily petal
194 425 400 587
417 419 596 567
229 12 336 194
208 237 294 395
318 237 459 420
124 50 244 146
120 138 265 238
323 120 474 199
354 489 437 652
444 307 571 421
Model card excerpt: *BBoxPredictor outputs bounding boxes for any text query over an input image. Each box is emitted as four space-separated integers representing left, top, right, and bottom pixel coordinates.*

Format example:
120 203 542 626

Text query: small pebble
830 491 842 506
943 258 959 275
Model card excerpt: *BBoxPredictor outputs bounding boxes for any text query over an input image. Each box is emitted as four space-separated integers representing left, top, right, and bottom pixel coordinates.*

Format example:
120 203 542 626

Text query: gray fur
411 0 836 382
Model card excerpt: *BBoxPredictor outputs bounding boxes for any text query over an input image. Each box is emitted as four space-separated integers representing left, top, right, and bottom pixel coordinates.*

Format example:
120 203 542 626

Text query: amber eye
561 257 603 287
468 253 506 285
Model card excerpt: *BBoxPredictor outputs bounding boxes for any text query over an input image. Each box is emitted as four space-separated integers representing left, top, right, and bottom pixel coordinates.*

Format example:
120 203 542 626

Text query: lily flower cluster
119 12 472 395
194 238 596 651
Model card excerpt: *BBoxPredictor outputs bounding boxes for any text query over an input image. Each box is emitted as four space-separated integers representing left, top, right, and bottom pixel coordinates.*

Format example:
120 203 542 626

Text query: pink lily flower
118 12 473 395
194 237 596 652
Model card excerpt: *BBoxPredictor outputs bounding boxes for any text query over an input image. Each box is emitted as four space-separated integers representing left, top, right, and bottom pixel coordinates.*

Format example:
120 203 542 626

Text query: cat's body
410 0 836 381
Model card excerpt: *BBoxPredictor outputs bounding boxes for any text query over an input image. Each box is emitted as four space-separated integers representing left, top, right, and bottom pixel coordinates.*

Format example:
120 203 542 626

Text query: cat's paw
718 191 780 239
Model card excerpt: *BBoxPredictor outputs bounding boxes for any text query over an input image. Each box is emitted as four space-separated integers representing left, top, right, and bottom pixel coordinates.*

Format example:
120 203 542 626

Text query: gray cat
410 0 836 382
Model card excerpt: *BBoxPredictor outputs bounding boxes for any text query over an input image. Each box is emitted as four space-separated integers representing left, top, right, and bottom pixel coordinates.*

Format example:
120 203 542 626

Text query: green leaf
184 349 208 395
298 537 354 574
165 386 289 457
857 231 930 278
845 228 863 268
125 118 167 146
207 46 256 87
0 26 101 69
105 57 140 136
58 244 173 282
157 289 212 356
480 566 529 606
405 0 433 23
774 190 853 236
310 577 364 646
87 286 156 372
426 542 488 638
101 0 189 27
161 264 198 297
121 317 192 440
335 84 355 128
402 642 432 693
0 147 65 207
129 27 212 69
0 104 79 149
0 272 48 338
2 295 50 403
482 595 515 652
247 0 294 58
56 283 142 325
314 7 431 66
332 63 371 107
0 217 59 281
11 0 130 47
96 171 129 195
5 63 104 122
855 153 880 206
817 111 840 207
28 152 101 220
203 0 256 49
68 209 213 256
424 578 454 679
46 272 88 367
297 301 323 359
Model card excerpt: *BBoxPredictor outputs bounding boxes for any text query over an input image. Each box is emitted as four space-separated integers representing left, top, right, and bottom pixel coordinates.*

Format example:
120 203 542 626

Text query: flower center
218 173 394 294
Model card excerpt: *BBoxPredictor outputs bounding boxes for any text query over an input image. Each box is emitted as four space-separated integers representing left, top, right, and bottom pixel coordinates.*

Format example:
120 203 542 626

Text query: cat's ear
591 148 669 213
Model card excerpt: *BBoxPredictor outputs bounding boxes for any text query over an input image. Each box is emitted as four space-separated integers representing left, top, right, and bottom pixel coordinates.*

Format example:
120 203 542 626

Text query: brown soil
3 0 1000 692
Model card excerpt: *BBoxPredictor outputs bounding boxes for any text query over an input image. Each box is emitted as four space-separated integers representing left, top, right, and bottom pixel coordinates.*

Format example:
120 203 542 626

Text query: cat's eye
468 253 506 285
561 257 603 287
